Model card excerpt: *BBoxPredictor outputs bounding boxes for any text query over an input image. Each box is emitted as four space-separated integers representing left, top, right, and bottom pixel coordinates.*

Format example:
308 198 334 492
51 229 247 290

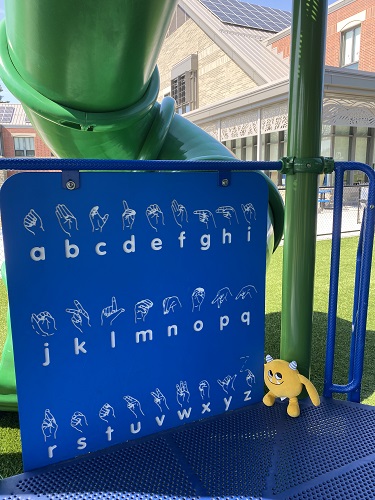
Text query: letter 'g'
200 234 210 250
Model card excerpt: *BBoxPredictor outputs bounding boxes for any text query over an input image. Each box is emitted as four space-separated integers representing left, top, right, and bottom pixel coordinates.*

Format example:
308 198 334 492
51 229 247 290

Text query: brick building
157 0 375 186
0 103 53 183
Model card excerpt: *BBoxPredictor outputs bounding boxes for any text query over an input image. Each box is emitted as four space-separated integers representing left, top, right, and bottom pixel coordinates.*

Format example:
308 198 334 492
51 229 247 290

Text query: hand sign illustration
163 296 182 315
70 411 88 433
31 311 57 337
151 388 170 412
66 300 91 332
199 380 210 400
146 204 164 231
217 374 237 394
135 299 153 323
101 297 125 326
99 403 116 423
123 395 145 418
55 204 78 237
171 199 188 227
235 285 258 300
216 206 239 225
192 287 205 312
89 206 109 232
176 381 190 407
245 369 256 386
122 200 136 229
193 209 216 228
24 209 44 235
211 287 232 308
41 409 58 441
241 203 256 224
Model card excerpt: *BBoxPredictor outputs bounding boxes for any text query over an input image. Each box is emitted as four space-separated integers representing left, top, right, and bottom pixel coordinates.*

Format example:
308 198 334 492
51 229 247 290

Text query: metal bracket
62 170 80 190
281 156 335 175
218 170 231 187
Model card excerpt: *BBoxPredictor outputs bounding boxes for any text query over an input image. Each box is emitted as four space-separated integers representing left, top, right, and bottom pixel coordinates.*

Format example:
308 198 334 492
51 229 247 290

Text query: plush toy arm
298 374 320 407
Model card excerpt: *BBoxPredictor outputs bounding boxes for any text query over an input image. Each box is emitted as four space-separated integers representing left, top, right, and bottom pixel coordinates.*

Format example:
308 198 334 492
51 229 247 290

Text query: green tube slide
0 0 284 411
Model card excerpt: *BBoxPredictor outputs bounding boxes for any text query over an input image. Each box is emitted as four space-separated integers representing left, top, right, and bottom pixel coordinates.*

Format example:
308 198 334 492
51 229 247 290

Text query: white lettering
151 238 162 251
123 235 135 253
65 239 79 258
200 234 210 250
110 331 116 348
95 242 107 255
201 402 211 414
244 390 252 401
222 228 232 244
167 325 178 337
241 311 250 326
77 437 87 450
136 330 153 343
106 426 114 441
177 408 192 420
193 320 204 332
178 231 186 248
220 315 230 331
30 246 46 261
42 343 50 367
48 445 57 458
74 338 87 355
247 226 251 242
155 415 166 427
130 422 141 434
224 396 232 411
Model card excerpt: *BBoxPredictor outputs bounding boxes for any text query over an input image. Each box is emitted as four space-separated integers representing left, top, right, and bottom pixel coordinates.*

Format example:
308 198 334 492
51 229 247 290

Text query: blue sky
0 0 337 103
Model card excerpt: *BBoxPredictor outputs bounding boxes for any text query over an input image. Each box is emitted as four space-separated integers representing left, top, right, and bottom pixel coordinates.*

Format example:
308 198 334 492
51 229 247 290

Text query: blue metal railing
0 157 283 171
324 162 375 400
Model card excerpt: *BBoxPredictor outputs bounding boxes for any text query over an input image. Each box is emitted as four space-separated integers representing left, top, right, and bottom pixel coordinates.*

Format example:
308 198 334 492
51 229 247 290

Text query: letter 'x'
201 402 211 414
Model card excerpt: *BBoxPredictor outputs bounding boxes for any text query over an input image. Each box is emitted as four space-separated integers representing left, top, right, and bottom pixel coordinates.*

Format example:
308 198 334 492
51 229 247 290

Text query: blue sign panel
1 169 268 471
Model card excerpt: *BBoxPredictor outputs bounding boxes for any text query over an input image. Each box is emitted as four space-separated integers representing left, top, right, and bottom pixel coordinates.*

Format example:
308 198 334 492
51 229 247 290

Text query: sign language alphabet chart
1 170 268 470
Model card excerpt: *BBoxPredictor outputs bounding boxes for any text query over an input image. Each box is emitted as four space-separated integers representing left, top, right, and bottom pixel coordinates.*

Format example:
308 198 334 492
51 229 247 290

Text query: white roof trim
185 66 375 124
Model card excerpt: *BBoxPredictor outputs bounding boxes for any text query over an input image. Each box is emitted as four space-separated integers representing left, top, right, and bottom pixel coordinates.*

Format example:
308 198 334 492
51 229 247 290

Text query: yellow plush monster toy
263 355 320 417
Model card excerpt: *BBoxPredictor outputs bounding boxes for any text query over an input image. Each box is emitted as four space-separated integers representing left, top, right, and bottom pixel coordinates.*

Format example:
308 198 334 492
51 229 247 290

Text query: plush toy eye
275 372 283 380
268 370 273 377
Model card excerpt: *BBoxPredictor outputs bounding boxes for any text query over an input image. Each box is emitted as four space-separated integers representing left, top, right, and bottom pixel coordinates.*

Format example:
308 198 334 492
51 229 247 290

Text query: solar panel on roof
0 105 15 124
199 0 292 32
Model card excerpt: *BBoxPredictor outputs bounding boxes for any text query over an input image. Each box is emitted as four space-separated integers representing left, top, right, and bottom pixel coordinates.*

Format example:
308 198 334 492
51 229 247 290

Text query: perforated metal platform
1 398 375 499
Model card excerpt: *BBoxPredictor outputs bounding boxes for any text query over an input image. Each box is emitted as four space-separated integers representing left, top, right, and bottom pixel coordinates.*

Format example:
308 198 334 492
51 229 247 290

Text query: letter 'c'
95 242 107 255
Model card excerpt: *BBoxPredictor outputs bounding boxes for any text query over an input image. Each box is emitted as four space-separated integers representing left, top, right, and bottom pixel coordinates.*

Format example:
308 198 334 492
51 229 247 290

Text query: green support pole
280 0 328 378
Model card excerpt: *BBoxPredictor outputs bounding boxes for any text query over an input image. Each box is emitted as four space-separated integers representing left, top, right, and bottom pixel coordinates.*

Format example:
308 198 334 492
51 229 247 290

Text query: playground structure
0 0 284 412
0 0 374 498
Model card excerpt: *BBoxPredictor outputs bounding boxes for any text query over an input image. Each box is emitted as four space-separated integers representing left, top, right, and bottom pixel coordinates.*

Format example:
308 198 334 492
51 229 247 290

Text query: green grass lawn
0 236 374 479
265 236 375 405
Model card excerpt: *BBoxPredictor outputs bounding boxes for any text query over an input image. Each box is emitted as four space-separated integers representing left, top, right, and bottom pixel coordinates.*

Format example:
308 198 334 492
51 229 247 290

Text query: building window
171 71 197 114
245 136 257 161
14 136 35 157
341 26 360 70
171 55 198 115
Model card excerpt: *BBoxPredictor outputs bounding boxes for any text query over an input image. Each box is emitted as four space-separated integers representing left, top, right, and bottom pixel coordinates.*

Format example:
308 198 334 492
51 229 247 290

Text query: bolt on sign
1 164 268 471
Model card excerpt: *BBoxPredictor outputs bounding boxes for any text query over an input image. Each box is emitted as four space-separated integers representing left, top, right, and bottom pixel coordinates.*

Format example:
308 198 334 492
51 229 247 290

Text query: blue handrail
324 161 375 399
0 158 283 171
